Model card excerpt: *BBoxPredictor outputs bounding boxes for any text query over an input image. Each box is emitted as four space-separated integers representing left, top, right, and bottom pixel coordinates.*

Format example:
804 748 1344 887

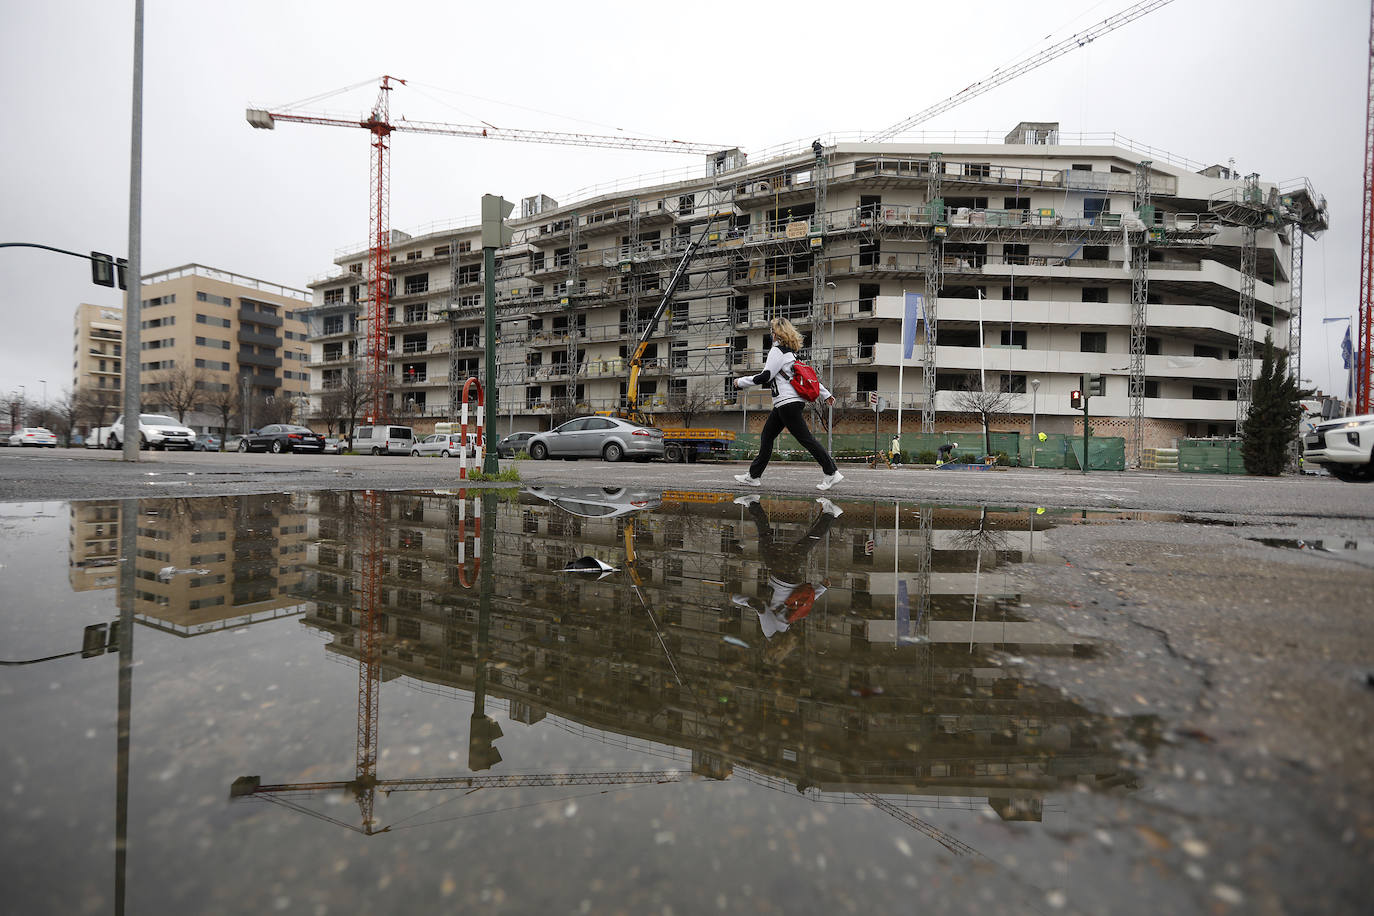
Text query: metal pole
121 0 145 463
827 282 836 451
482 245 499 475
1081 396 1090 475
1030 378 1039 467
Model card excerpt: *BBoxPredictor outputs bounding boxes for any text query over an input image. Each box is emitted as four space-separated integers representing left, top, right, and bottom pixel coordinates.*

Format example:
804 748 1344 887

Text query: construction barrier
454 488 481 588
1178 437 1246 474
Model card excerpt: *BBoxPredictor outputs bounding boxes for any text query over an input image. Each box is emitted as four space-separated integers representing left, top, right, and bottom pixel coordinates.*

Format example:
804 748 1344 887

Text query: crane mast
1359 0 1374 415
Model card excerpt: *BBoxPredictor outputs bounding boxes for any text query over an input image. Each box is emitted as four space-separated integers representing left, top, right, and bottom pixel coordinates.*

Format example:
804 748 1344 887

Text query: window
936 328 980 347
526 386 541 407
1081 287 1109 303
404 303 428 323
858 283 879 313
403 274 428 295
1080 332 1107 353
999 330 1027 349
1146 336 1161 355
196 314 232 328
1144 380 1160 398
1002 286 1028 301
857 371 877 394
324 288 344 305
322 315 343 335
1004 196 1031 213
195 292 231 306
1084 198 1110 220
1002 243 1029 265
857 328 878 359
1194 344 1222 359
998 373 1028 393
1192 385 1221 400
1082 245 1110 260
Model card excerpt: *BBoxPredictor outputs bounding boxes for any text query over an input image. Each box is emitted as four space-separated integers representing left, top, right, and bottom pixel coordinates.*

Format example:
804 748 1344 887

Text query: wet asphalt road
2 447 1373 911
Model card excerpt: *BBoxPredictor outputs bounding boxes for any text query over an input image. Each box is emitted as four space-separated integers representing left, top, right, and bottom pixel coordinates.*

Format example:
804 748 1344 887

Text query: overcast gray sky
1 0 1366 404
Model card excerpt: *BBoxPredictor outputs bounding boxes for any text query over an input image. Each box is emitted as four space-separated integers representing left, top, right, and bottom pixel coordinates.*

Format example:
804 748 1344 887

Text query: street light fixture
1030 378 1041 468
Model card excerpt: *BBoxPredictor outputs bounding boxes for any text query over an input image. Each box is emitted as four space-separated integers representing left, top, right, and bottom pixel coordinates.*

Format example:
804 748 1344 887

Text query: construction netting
1177 438 1246 474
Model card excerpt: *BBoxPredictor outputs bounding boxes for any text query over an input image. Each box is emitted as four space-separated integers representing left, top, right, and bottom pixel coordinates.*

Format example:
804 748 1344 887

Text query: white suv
106 413 197 451
1303 413 1374 482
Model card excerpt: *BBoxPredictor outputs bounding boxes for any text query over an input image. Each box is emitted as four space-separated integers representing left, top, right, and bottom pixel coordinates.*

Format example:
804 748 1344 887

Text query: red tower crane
248 77 726 421
1358 0 1374 414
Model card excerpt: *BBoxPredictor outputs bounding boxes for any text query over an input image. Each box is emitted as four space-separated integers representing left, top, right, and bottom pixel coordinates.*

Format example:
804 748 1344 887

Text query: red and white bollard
458 377 484 480
455 487 481 588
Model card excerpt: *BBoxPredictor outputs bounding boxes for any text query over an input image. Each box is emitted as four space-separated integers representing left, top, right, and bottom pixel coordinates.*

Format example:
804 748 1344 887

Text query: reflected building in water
68 495 312 635
297 489 1149 823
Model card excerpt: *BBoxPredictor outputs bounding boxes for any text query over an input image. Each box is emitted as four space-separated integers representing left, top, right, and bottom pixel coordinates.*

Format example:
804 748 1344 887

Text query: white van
352 424 414 455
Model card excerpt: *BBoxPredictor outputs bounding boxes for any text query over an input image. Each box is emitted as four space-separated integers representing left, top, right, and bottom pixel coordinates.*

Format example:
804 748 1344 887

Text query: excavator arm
624 210 729 423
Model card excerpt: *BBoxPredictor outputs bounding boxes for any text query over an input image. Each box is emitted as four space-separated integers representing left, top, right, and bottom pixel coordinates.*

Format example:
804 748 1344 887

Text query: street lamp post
826 281 837 451
39 379 47 404
1030 378 1040 468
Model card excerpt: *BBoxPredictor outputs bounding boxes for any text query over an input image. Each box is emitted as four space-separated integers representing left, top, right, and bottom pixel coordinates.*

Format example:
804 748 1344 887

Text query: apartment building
74 264 313 436
306 123 1326 451
71 304 126 426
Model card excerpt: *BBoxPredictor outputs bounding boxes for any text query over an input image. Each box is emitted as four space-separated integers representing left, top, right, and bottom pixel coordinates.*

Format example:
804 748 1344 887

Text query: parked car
106 414 196 450
322 437 343 454
496 431 536 458
352 424 414 455
193 434 221 452
410 432 481 458
8 427 58 448
1303 412 1374 482
527 416 665 462
223 434 246 453
238 424 326 454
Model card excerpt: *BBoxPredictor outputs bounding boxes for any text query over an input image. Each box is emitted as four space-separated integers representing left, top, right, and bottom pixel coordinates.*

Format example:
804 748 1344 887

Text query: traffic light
91 252 115 287
480 194 515 249
1070 389 1084 410
1087 373 1106 397
468 713 504 771
115 258 128 290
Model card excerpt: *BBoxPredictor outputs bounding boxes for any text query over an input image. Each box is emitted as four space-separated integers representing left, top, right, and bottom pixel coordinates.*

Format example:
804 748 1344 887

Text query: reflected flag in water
896 579 910 641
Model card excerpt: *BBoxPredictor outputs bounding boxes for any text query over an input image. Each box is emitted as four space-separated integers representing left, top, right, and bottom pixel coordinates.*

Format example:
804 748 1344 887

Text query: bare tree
149 365 208 421
660 378 717 429
319 386 348 436
256 394 295 426
951 378 1023 459
548 397 579 429
81 388 122 445
335 364 373 443
200 382 241 446
51 389 82 446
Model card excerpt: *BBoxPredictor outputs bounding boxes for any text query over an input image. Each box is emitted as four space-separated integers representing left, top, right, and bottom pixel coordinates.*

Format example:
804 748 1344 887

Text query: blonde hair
770 317 804 352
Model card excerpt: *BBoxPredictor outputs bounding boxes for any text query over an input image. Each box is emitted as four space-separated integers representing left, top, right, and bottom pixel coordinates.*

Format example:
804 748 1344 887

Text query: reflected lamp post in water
1030 378 1040 467
825 281 837 452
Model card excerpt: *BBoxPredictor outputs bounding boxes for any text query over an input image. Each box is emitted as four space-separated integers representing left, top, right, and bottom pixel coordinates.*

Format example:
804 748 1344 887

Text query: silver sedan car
410 432 479 458
527 416 664 462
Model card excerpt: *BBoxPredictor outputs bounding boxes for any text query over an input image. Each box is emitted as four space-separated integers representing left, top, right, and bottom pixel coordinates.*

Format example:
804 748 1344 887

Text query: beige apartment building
306 122 1326 460
73 264 313 437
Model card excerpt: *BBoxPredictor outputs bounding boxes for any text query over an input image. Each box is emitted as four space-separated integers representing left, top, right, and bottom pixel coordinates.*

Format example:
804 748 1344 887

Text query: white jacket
735 345 832 407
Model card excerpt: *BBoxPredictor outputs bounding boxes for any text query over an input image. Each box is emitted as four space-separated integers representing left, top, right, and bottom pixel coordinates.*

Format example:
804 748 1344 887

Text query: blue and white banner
903 292 923 359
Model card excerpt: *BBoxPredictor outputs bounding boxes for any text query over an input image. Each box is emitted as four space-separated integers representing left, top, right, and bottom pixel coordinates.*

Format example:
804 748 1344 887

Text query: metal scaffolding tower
1288 229 1304 384
812 142 829 369
1129 161 1152 465
1235 174 1260 431
922 153 944 434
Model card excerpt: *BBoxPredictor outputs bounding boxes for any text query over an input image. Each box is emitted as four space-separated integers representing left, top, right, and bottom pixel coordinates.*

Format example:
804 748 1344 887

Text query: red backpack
787 361 822 401
783 583 816 622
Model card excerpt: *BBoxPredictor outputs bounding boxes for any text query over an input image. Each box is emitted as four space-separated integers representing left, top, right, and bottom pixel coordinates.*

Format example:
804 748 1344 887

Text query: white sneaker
816 471 844 491
734 473 762 486
733 494 760 507
815 497 842 517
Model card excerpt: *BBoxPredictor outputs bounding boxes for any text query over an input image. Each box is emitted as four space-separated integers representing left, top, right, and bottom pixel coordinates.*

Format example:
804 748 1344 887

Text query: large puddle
2 490 1164 912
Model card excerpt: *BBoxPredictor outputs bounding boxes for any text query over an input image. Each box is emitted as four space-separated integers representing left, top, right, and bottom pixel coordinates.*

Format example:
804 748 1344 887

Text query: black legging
749 401 837 478
748 502 836 581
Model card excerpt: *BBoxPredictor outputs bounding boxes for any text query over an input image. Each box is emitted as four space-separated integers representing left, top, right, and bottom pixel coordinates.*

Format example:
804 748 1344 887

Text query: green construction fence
722 430 1126 471
1176 438 1246 474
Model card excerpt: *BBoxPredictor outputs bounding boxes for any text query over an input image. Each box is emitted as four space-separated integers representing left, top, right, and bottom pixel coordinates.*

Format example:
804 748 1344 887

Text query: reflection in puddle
6 491 1165 909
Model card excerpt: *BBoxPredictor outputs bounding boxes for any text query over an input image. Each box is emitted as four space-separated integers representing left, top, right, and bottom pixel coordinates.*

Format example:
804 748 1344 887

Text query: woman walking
734 317 843 491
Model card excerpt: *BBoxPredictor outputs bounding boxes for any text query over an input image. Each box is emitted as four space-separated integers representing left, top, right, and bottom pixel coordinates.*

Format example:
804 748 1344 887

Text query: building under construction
305 122 1327 460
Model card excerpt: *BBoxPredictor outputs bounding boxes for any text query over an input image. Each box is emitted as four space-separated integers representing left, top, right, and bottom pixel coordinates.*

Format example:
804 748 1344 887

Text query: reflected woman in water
732 496 843 660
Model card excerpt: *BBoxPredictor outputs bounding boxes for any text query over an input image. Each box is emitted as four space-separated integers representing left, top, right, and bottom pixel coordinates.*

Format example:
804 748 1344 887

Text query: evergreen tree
1241 335 1309 476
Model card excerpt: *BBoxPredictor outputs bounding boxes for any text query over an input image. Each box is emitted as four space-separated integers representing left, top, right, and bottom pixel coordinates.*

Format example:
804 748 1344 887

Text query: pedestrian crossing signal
1070 389 1083 410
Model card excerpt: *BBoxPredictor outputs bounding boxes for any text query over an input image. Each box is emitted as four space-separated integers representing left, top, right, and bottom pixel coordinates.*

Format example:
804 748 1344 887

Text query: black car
496 431 536 458
238 424 326 454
